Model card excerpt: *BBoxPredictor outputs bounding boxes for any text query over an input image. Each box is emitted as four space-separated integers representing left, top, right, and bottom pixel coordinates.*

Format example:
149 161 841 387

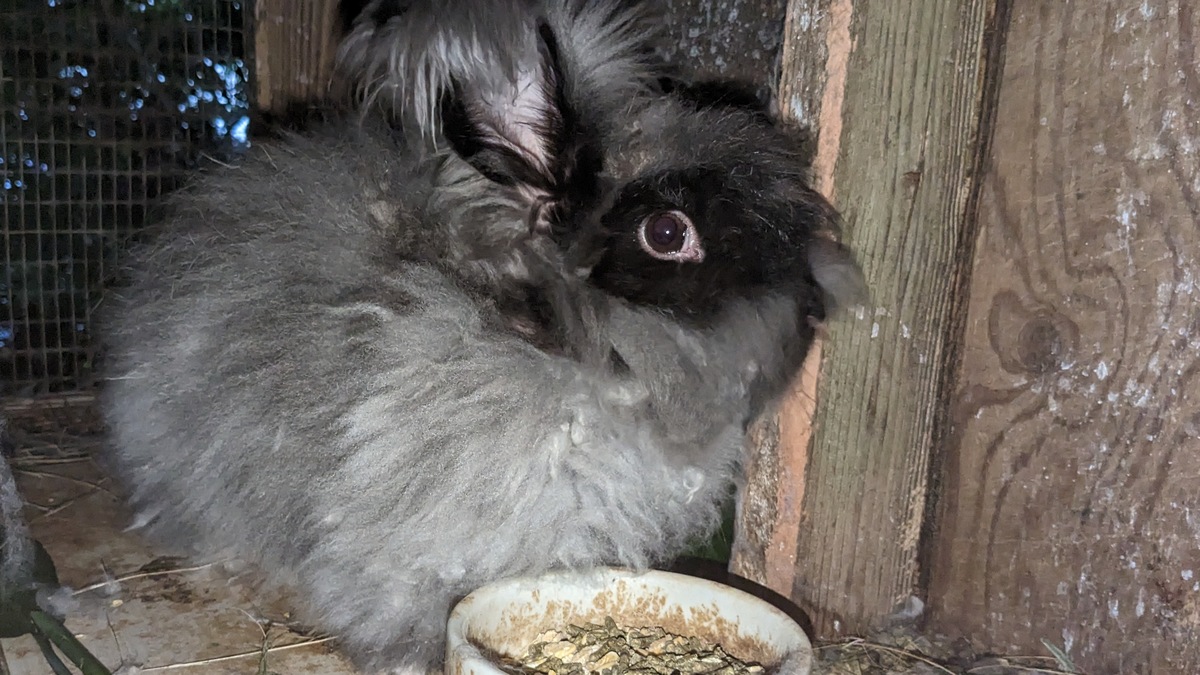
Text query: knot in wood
1016 315 1072 374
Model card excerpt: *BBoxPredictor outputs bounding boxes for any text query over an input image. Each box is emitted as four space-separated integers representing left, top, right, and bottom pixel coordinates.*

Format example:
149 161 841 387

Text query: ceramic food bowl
444 566 813 674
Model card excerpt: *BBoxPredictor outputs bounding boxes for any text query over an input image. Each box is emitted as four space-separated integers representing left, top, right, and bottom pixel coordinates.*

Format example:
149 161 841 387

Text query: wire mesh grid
1 0 253 397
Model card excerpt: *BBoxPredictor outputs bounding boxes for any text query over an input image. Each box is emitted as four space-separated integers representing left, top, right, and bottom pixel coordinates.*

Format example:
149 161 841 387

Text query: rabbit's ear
334 0 540 135
439 20 580 199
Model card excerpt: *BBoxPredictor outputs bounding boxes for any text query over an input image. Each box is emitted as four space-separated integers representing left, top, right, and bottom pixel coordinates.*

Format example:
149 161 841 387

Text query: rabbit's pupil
647 214 684 252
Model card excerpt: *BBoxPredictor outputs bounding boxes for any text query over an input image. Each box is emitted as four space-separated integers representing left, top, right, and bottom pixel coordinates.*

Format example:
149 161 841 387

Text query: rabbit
96 0 864 672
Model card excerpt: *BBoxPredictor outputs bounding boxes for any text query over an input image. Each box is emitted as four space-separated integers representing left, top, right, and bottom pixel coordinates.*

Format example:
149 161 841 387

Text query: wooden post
253 0 342 114
731 0 1008 638
927 1 1200 671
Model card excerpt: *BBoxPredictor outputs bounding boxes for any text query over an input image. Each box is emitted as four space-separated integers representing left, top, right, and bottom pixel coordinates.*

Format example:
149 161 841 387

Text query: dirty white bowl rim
445 566 813 674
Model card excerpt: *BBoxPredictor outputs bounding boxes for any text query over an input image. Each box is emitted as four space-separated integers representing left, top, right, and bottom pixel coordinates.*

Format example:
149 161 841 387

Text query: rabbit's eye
646 214 684 251
638 211 705 263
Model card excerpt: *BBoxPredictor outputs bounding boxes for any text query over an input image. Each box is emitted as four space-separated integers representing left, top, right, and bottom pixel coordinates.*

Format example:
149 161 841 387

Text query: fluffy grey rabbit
97 0 864 672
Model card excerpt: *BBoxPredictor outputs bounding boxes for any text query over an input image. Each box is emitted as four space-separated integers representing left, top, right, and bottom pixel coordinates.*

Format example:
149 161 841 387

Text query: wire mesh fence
1 0 253 397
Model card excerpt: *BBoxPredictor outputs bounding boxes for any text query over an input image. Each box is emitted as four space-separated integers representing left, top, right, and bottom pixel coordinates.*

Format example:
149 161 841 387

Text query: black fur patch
489 283 570 356
587 165 828 326
337 0 410 33
660 77 769 117
607 348 632 376
368 0 413 26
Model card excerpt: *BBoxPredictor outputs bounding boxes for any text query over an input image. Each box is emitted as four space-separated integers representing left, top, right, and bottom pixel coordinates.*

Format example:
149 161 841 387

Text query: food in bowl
493 616 766 675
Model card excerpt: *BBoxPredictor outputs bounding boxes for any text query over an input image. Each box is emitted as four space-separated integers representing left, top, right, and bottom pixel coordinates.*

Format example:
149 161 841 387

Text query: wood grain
730 0 1004 637
926 1 1200 672
253 0 342 113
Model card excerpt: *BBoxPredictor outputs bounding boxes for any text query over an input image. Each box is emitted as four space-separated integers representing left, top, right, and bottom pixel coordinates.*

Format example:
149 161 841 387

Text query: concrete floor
2 432 360 675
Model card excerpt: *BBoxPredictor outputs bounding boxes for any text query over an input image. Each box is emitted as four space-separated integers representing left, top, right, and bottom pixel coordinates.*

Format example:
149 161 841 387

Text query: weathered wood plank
927 1 1200 672
253 0 342 113
732 0 1005 638
730 0 843 597
730 0 853 599
659 0 789 97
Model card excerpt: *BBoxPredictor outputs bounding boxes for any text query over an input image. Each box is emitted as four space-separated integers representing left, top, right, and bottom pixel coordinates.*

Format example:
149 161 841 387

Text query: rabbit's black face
547 95 841 324
433 14 856 325
583 143 837 323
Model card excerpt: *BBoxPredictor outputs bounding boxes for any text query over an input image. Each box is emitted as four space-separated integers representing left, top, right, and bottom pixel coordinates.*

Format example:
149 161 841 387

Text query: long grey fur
97 1 863 673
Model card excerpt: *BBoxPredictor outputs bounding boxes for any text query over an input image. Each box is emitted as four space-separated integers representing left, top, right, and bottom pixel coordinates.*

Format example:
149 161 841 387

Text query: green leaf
30 611 113 675
2 538 110 674
31 631 75 675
